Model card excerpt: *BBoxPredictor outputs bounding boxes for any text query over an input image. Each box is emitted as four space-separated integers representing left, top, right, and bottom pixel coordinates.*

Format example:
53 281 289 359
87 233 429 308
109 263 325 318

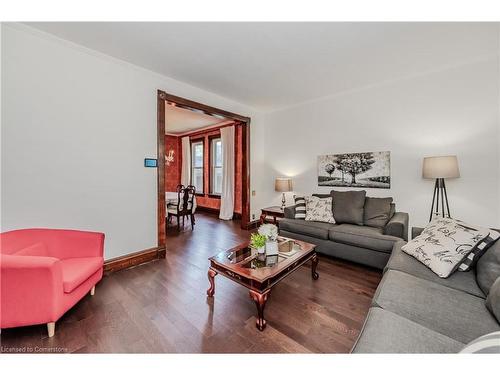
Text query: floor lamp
422 155 460 222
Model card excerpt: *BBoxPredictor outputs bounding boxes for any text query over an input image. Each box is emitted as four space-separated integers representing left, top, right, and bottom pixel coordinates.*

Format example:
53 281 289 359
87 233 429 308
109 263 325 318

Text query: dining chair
167 186 196 231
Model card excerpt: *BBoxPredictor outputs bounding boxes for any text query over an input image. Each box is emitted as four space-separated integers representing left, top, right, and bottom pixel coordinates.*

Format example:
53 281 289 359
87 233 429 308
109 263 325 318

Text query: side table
259 206 285 225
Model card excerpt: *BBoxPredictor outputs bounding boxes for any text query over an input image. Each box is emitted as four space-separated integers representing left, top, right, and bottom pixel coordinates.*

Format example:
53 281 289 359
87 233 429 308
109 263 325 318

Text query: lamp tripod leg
429 179 438 222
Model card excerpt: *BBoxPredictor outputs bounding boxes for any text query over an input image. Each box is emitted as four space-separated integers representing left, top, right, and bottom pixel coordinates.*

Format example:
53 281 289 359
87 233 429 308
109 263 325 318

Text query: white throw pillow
401 217 489 278
304 196 335 224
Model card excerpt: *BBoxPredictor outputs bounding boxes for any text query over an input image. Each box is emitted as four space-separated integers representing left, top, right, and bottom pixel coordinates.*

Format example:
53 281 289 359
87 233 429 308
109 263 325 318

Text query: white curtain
180 136 191 187
219 126 235 220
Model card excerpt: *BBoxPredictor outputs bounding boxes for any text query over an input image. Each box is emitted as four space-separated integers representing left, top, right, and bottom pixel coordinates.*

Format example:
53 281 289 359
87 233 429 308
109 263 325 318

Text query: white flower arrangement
258 224 278 241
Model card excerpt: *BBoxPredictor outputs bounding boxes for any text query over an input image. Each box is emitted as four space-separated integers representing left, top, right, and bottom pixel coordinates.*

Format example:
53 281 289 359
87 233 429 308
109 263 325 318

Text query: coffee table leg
207 268 217 297
249 290 270 331
311 254 319 280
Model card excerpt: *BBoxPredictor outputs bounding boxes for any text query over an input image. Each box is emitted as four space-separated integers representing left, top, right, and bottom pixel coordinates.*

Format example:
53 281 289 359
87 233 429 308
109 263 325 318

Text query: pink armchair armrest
0 254 63 328
1 228 105 259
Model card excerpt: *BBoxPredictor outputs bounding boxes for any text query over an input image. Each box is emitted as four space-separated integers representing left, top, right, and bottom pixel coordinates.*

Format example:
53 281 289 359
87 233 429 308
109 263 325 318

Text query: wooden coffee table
207 237 318 331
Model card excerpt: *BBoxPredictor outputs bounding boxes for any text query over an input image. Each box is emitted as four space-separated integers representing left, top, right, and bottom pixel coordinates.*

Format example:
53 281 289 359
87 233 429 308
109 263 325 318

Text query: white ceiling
165 104 228 135
26 22 499 111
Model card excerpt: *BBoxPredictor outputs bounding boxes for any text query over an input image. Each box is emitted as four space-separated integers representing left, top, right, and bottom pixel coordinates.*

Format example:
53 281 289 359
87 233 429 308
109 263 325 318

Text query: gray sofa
352 227 500 353
280 193 408 269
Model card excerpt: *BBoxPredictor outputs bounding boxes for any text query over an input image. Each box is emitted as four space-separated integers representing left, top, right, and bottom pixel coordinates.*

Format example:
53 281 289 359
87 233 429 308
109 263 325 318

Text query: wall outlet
252 190 256 196
252 214 256 220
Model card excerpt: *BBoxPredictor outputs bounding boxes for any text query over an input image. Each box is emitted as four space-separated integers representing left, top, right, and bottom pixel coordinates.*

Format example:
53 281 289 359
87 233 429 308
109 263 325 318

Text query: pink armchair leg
47 322 55 337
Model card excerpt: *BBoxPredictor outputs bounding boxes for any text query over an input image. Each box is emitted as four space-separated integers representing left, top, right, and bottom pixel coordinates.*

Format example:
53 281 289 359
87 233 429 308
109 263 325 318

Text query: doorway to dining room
157 91 251 252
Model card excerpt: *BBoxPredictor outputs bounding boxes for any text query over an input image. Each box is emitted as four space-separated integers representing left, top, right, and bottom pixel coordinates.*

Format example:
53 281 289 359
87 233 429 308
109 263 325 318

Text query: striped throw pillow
458 229 500 271
294 196 306 219
460 331 500 353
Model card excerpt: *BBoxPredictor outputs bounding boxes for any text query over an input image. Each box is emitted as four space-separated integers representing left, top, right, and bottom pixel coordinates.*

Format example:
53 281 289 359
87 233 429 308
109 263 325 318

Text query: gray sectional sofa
352 227 500 353
280 191 408 269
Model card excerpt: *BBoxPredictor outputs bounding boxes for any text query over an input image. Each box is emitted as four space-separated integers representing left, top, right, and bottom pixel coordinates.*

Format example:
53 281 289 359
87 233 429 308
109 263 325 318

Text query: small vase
265 240 279 256
257 246 266 255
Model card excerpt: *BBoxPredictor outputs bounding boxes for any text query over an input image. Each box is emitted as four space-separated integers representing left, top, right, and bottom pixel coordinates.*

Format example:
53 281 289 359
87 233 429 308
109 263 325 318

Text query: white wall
261 58 500 228
1 23 265 259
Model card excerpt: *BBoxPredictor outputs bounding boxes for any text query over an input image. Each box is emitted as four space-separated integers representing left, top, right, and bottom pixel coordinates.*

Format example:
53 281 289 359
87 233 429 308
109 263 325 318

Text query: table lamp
422 155 460 221
275 177 293 211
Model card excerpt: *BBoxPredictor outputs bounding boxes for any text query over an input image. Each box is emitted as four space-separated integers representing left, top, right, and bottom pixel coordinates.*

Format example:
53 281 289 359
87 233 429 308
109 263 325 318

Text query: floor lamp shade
275 178 293 210
423 156 460 179
422 155 460 221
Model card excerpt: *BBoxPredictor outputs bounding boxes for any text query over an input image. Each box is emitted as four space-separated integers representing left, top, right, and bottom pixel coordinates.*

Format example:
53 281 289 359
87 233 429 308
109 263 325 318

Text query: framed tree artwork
318 151 391 189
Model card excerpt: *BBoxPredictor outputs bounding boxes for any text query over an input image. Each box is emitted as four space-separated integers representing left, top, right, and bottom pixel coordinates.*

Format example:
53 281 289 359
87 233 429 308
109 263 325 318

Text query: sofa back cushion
477 238 500 295
389 203 396 219
363 197 393 228
14 242 48 257
331 190 366 225
486 277 500 323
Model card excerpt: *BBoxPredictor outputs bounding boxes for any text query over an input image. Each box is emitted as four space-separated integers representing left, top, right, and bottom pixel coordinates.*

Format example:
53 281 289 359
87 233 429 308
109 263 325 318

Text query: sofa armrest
384 212 409 241
1 255 63 326
284 205 297 219
412 227 424 239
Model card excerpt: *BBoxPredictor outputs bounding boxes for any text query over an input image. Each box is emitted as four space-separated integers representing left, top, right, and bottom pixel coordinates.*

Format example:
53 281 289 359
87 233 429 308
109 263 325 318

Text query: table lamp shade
275 178 293 192
422 156 460 179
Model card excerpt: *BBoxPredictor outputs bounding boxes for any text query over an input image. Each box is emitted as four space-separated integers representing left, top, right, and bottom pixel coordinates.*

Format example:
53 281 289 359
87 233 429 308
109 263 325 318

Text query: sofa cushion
352 307 463 353
363 197 393 229
401 217 489 278
477 238 500 295
305 196 335 223
331 190 366 225
328 224 400 253
373 270 499 343
60 257 104 293
279 218 334 240
386 241 485 298
486 277 500 323
14 242 48 257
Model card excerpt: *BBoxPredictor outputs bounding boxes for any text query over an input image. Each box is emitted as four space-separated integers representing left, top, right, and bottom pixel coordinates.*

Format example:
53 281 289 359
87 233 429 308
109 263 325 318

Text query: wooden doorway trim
157 90 251 250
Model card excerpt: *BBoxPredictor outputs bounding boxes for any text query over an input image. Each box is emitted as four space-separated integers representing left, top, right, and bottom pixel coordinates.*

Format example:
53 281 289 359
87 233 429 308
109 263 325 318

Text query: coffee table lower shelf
206 250 319 331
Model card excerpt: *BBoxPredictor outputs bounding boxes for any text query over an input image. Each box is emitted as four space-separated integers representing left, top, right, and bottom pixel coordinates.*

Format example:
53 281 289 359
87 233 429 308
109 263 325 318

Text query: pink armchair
1 228 104 337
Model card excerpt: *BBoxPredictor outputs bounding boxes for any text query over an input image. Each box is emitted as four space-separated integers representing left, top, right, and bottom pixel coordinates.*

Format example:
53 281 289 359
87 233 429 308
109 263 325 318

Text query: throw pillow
294 196 306 219
459 331 500 353
401 217 489 278
305 196 335 223
363 197 393 228
331 190 366 225
486 277 500 324
476 238 500 295
458 229 500 272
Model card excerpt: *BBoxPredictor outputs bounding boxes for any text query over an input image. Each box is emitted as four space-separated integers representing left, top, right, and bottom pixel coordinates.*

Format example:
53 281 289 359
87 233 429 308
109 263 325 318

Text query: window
210 138 223 195
191 140 204 193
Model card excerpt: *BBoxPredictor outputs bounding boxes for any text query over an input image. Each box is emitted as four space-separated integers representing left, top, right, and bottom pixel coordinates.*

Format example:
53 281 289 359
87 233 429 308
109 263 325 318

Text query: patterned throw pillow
304 196 335 224
458 229 500 271
459 331 500 353
294 196 306 219
401 217 489 278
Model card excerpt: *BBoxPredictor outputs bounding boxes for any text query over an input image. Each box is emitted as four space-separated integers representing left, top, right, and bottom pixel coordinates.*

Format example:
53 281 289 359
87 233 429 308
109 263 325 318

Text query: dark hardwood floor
1 213 382 353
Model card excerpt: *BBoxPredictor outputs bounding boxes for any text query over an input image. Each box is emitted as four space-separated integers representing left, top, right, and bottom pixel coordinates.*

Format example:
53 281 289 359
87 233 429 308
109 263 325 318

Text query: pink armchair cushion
60 257 104 293
14 242 48 257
